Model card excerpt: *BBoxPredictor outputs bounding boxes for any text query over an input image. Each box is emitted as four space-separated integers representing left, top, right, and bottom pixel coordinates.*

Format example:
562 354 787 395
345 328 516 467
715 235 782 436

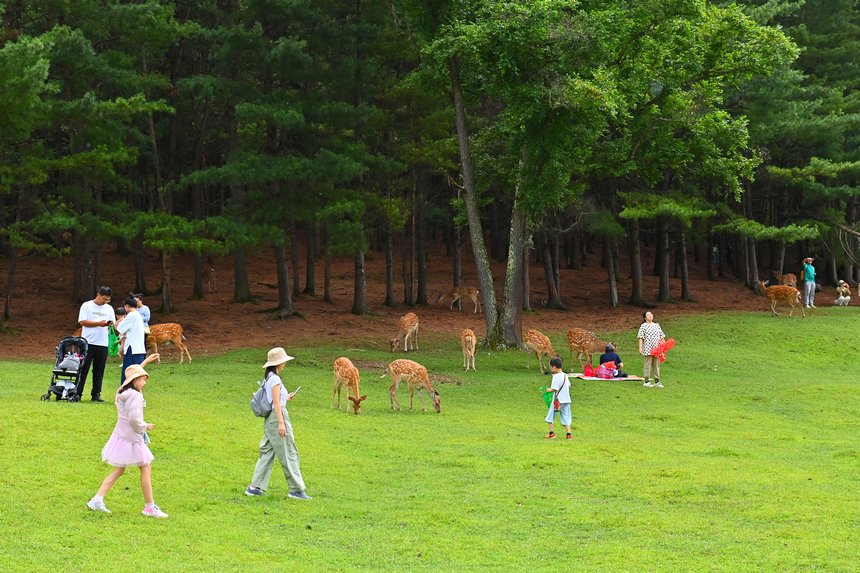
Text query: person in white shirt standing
76 286 116 402
116 295 147 386
544 356 572 440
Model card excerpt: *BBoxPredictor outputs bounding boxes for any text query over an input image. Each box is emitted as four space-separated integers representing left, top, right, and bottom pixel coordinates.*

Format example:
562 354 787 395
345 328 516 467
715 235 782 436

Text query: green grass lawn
1 310 858 572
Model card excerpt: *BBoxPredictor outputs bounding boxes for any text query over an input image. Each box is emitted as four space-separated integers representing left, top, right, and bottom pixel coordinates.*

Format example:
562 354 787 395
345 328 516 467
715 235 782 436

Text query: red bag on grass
583 363 594 377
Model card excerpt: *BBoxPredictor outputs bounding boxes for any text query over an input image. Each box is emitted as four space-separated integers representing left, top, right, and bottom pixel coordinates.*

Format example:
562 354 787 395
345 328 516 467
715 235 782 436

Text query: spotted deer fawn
460 328 477 371
436 287 482 314
567 328 610 369
389 312 419 352
332 357 367 414
381 359 441 413
524 329 557 373
206 266 217 293
773 272 797 288
146 323 193 363
756 281 805 318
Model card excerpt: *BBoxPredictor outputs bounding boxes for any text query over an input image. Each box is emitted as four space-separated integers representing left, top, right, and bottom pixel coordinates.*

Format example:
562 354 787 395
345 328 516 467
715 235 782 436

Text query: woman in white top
637 311 666 388
116 295 146 386
245 347 311 500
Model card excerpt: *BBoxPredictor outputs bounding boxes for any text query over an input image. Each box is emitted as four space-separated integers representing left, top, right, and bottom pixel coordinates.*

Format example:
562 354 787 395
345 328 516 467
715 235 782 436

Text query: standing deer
524 329 557 373
436 287 482 314
756 281 805 317
567 328 610 369
206 266 217 293
773 272 797 288
381 359 441 413
460 328 477 372
146 323 193 363
389 312 419 352
332 357 366 414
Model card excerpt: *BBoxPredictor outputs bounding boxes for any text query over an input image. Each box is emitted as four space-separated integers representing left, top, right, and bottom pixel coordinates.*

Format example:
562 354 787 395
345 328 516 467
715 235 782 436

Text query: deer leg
450 299 457 311
389 380 401 411
414 328 419 351
409 384 415 411
770 300 778 316
180 340 192 363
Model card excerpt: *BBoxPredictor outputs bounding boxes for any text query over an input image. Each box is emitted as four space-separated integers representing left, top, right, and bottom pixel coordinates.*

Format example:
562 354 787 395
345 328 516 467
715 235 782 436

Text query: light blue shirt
264 373 289 408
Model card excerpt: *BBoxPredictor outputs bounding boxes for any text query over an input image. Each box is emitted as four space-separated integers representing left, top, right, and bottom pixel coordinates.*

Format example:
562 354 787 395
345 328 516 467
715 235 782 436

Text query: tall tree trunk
628 221 647 306
134 234 148 295
161 251 173 313
453 228 462 287
448 56 497 334
606 237 619 307
679 229 692 302
3 253 17 321
323 227 332 303
275 242 295 316
401 230 412 305
707 229 716 280
303 220 316 295
522 232 532 311
553 235 561 299
493 196 527 346
657 219 671 302
416 198 427 305
542 237 564 309
383 223 394 307
291 227 301 298
352 250 367 315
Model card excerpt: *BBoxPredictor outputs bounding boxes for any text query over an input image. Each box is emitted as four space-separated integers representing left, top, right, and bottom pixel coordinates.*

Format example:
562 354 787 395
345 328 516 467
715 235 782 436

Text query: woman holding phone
244 347 311 500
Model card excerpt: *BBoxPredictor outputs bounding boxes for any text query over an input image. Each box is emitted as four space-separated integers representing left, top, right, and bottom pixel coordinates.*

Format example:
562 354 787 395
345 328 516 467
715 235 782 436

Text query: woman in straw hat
245 347 311 499
86 353 169 517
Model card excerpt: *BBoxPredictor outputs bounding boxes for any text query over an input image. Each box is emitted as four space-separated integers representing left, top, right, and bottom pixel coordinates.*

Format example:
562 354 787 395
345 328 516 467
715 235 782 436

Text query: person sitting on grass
598 343 627 378
544 356 572 440
834 280 851 306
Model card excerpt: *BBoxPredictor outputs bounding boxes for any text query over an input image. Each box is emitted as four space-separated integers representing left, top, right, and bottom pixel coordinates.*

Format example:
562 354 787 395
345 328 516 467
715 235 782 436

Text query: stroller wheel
69 394 80 403
41 394 50 401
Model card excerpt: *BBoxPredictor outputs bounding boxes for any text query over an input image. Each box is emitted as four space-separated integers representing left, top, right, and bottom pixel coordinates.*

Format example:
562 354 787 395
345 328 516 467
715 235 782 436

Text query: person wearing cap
802 257 817 308
87 354 167 518
834 280 851 306
245 347 311 500
598 342 627 378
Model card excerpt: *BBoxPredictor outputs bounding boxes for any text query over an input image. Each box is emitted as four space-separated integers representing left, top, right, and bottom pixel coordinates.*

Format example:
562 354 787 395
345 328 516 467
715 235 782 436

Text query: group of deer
756 271 805 318
332 354 441 416
524 328 613 374
390 311 476 370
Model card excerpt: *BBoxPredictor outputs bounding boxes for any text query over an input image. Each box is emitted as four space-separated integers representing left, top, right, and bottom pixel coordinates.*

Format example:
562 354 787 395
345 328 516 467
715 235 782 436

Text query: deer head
347 395 368 415
430 389 441 413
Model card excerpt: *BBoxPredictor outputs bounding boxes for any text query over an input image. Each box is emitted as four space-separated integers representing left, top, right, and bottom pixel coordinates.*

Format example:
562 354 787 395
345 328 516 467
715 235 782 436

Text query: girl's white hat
263 347 294 368
121 364 149 388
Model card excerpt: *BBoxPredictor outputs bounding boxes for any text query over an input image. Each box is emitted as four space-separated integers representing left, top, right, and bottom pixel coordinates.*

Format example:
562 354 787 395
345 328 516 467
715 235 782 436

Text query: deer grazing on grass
435 287 482 314
389 312 419 352
381 359 441 413
773 272 797 288
460 328 477 372
756 281 805 318
567 328 610 370
332 357 367 414
146 323 193 363
524 329 557 374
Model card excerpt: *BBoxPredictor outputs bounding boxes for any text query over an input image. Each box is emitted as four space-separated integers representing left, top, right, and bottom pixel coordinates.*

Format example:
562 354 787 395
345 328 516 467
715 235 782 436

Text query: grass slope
1 310 858 572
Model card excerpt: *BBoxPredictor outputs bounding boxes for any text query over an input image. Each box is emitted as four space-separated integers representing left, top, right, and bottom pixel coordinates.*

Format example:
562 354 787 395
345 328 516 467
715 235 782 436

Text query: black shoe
91 395 104 402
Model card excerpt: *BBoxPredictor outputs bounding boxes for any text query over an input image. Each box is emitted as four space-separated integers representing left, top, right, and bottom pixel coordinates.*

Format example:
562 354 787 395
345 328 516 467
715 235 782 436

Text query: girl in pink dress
86 354 168 518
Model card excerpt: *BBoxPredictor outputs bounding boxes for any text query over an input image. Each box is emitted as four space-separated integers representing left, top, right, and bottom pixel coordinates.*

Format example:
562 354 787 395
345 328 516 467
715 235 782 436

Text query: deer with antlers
756 281 805 318
436 286 482 314
524 329 558 373
146 323 193 363
331 357 367 414
567 328 610 369
460 328 477 371
389 312 419 352
381 359 441 413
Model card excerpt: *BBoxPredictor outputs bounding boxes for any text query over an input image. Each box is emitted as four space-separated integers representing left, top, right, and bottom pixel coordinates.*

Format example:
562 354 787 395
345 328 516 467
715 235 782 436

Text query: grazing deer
567 328 610 369
206 266 217 293
756 281 805 318
389 312 419 352
524 329 557 373
436 287 482 314
460 328 477 371
381 359 441 413
332 357 366 414
146 323 193 363
773 272 797 288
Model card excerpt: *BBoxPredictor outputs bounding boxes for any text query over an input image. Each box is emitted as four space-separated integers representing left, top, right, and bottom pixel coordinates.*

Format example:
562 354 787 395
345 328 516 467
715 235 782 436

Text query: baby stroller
41 336 89 402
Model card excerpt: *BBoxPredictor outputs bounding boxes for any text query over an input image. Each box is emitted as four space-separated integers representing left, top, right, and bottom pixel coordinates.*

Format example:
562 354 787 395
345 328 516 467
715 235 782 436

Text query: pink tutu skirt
101 432 154 467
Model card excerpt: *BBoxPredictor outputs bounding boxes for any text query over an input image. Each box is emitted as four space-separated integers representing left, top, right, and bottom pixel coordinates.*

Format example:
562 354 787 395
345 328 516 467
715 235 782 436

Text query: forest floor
0 240 771 361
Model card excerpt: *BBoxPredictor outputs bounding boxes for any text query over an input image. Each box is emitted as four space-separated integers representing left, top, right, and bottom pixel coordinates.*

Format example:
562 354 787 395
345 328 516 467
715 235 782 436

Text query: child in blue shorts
544 356 572 439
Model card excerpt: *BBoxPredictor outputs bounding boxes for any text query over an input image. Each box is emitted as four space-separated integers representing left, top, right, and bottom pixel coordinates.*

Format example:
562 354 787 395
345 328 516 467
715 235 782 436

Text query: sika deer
436 287 482 314
146 323 193 363
460 328 477 372
381 359 441 413
332 357 366 414
773 272 797 288
389 312 419 352
524 329 557 373
567 328 610 369
756 281 805 318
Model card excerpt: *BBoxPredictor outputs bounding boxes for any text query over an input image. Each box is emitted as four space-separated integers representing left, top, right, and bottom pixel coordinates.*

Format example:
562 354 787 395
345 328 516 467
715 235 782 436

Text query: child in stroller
42 336 90 402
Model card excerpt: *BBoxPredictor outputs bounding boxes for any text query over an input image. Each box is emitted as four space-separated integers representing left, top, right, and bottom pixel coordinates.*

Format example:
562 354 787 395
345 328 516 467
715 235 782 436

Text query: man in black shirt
598 344 626 377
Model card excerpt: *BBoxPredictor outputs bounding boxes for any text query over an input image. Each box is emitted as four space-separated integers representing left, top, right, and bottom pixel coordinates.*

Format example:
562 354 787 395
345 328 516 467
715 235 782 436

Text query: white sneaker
804 305 811 309
810 304 816 309
87 499 111 513
643 381 655 387
654 382 664 388
142 505 169 518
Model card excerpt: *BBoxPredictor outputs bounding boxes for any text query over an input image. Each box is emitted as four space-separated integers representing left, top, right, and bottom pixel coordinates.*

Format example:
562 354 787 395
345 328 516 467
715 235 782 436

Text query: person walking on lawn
544 357 572 440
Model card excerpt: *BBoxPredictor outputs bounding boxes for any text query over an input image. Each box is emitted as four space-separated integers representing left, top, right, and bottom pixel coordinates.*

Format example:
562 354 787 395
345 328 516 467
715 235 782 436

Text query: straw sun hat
263 347 295 368
121 364 149 388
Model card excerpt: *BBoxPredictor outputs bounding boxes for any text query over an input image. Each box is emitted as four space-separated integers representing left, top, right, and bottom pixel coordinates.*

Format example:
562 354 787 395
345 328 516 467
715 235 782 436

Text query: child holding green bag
543 357 572 440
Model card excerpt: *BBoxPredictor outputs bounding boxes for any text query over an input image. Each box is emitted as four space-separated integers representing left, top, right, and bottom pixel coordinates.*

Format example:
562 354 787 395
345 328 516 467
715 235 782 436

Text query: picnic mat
569 373 645 381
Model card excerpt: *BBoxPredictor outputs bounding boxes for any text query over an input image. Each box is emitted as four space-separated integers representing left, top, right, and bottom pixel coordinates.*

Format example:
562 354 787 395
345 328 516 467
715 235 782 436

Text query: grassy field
1 310 858 572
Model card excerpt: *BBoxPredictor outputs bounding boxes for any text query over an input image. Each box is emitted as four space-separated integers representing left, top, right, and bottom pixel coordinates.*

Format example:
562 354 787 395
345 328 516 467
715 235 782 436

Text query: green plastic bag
539 386 554 408
108 326 120 357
